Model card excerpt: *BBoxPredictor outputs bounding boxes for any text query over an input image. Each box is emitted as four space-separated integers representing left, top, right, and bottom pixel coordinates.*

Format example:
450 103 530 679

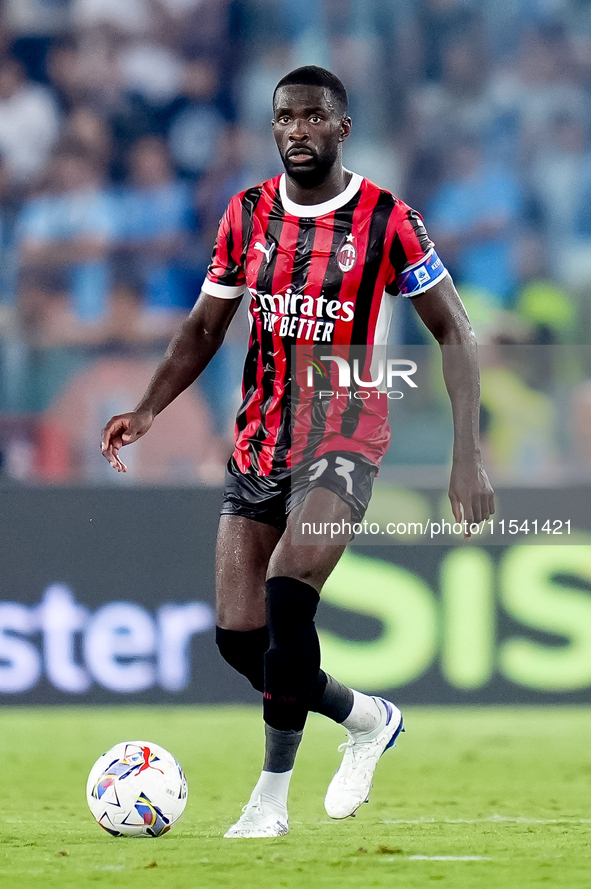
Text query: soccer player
101 66 494 838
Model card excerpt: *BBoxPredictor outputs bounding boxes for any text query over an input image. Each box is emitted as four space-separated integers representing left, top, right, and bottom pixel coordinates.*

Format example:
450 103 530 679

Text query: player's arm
100 292 242 472
411 273 495 534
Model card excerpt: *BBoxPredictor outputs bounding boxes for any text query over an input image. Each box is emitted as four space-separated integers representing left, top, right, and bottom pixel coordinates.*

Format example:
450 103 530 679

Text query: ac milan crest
337 234 357 272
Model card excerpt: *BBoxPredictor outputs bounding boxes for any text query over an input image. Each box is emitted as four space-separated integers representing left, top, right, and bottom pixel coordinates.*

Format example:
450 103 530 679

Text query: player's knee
268 543 343 592
216 591 266 632
215 625 268 692
266 552 323 590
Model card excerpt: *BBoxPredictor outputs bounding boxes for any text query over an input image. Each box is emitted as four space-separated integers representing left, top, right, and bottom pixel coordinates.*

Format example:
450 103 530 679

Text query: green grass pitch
1 705 590 888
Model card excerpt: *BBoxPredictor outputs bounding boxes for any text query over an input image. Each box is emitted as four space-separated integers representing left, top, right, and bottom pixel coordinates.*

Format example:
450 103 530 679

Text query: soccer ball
86 740 188 837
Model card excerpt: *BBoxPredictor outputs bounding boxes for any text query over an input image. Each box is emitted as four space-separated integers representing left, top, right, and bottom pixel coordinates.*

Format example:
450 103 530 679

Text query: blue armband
395 249 448 296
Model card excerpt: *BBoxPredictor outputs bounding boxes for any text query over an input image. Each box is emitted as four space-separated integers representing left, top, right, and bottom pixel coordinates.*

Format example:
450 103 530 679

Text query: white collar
279 170 363 218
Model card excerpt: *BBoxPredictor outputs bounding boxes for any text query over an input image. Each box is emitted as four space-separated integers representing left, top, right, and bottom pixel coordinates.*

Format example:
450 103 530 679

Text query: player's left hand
448 459 495 538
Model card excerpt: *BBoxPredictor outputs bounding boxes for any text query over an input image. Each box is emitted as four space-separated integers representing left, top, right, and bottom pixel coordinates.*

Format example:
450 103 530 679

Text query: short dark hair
273 66 348 117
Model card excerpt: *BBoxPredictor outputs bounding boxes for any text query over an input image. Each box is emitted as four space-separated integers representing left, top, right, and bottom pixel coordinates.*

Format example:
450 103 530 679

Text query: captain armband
394 248 448 297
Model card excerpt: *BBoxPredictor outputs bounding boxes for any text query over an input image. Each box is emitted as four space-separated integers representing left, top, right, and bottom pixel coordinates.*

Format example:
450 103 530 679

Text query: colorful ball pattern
87 740 188 837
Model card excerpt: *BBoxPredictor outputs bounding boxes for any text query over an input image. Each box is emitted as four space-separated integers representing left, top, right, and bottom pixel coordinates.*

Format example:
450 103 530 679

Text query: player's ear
339 116 352 142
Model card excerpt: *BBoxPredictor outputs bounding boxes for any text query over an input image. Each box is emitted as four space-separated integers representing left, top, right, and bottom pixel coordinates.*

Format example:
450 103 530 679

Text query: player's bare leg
214 515 279 718
216 515 280 631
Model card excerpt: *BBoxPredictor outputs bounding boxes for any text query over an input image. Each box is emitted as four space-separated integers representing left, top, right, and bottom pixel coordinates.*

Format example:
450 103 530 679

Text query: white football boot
324 697 404 819
224 795 289 838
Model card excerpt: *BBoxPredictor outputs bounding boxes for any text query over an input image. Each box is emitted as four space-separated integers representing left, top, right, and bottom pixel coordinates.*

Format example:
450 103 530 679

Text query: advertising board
1 486 590 704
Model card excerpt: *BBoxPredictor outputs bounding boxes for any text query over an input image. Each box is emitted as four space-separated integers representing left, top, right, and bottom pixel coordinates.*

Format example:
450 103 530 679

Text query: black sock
310 672 354 723
215 625 353 723
264 576 320 732
215 625 269 692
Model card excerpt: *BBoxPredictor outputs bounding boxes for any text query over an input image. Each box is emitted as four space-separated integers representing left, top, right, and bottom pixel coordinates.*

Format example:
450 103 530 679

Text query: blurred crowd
0 0 591 482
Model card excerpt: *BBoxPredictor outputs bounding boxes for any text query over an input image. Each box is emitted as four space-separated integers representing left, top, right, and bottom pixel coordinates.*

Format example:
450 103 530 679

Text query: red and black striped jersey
202 171 448 476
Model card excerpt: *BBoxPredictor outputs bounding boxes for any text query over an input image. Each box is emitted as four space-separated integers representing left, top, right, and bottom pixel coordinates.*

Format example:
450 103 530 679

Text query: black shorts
220 451 378 532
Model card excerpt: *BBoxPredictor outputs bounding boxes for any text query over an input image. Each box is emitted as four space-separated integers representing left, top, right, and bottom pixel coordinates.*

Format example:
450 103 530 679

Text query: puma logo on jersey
254 241 275 263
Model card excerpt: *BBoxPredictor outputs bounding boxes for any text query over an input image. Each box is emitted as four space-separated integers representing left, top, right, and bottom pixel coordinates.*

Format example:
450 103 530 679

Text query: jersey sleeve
385 203 448 298
202 195 247 299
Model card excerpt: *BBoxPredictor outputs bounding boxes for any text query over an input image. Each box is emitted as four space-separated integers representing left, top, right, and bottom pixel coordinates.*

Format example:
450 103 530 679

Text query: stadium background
1 0 591 706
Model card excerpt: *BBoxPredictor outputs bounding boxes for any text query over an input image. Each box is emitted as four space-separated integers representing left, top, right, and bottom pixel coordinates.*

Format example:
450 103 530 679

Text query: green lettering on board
440 548 495 689
318 550 437 689
499 545 591 691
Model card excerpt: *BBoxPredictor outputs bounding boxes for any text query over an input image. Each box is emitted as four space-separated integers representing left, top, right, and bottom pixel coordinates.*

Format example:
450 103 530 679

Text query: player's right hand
100 410 154 472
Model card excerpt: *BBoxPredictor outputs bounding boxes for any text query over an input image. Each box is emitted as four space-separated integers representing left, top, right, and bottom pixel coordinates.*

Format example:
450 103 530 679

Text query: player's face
272 85 351 187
